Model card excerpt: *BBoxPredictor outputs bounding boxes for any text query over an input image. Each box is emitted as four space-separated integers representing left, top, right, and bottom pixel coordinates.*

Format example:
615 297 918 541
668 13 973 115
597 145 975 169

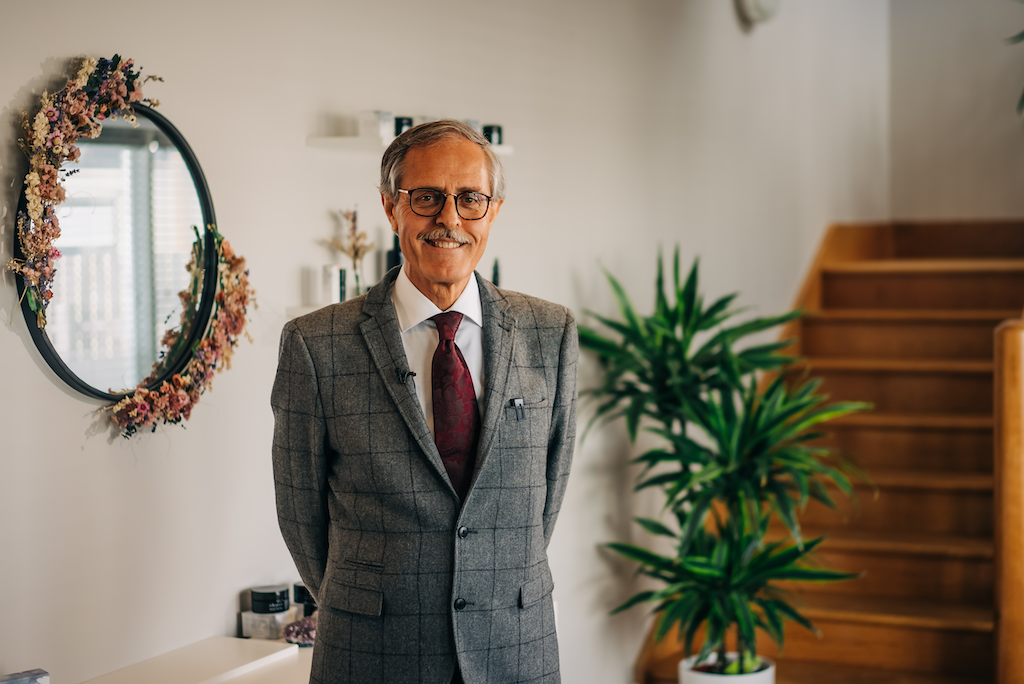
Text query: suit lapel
473 276 516 483
359 268 455 497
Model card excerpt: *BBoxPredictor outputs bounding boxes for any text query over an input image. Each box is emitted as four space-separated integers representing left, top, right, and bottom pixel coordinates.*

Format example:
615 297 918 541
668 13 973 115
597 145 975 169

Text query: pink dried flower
105 229 254 437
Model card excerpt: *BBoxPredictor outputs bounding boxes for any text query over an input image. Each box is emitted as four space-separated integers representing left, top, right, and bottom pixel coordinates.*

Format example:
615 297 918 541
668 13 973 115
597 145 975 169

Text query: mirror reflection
44 114 203 392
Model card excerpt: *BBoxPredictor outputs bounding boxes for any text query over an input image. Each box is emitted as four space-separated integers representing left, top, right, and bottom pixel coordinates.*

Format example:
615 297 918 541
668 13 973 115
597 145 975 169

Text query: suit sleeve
271 321 330 599
542 307 579 548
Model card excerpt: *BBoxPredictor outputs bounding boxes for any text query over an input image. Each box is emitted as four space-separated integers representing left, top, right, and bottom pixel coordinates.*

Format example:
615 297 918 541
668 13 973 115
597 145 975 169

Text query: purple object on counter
284 615 317 646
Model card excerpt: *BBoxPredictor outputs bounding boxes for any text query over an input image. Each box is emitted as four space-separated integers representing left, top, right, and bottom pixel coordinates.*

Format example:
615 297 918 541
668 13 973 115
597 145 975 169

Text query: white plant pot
679 653 775 684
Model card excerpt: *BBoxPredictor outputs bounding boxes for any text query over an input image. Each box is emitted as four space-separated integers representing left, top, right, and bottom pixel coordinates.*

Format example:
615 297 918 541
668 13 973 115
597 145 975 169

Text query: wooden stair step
797 360 994 415
820 420 992 473
890 220 1024 260
807 482 992 538
799 358 993 373
804 309 1019 321
803 468 993 537
820 261 1024 309
775 659 991 684
789 528 993 559
822 259 1024 274
811 376 987 413
832 412 992 429
861 469 993 491
798 311 1008 361
797 593 993 632
639 594 995 681
775 528 995 603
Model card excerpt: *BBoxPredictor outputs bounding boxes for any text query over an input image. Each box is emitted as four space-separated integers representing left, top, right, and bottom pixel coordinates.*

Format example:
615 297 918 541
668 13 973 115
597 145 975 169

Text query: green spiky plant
579 249 872 675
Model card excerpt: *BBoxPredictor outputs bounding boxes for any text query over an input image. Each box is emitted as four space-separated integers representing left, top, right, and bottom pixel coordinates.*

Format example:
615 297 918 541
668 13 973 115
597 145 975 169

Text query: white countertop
224 644 313 684
81 637 309 684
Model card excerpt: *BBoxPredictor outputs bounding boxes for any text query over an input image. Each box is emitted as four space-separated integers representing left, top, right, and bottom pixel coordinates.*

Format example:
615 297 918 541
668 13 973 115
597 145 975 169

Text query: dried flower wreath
108 224 255 438
7 55 159 325
5 55 256 438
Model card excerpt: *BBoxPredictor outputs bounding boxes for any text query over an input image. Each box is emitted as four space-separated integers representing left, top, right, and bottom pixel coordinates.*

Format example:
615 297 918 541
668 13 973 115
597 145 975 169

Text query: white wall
891 0 1024 218
0 2 890 682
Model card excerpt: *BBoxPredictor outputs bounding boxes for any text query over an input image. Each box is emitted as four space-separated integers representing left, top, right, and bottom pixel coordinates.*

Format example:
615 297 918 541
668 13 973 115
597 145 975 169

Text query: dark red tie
431 312 480 501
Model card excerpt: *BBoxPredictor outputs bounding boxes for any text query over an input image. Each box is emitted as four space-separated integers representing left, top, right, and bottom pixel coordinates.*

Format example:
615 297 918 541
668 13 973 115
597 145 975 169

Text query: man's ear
381 193 399 232
489 198 504 221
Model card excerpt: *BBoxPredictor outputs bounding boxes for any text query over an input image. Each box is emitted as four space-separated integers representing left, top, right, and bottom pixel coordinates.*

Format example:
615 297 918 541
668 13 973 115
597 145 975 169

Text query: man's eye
414 193 438 203
459 193 481 205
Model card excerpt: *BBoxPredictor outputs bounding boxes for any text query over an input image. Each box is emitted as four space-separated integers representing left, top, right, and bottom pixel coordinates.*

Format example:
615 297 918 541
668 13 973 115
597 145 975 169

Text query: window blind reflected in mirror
47 119 202 392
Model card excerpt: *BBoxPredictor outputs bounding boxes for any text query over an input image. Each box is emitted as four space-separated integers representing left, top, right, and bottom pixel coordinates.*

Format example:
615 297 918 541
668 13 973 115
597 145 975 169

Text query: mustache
417 227 471 244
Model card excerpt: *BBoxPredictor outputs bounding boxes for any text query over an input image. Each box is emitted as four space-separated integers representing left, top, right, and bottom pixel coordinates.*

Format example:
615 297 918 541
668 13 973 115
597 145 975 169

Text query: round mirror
15 105 217 401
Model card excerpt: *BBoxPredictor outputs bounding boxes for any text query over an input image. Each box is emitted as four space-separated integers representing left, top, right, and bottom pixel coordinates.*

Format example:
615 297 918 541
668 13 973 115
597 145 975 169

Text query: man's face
382 137 502 303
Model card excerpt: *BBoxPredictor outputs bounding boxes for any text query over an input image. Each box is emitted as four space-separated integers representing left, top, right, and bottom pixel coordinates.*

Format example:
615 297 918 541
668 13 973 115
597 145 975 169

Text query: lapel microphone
397 369 417 385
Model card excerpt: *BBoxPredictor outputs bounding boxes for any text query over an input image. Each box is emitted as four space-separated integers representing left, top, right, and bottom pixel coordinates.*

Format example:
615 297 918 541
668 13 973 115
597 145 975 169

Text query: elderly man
272 120 578 684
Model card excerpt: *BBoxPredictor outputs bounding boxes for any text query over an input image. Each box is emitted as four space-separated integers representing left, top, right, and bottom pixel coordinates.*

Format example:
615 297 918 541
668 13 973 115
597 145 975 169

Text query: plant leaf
605 270 646 342
635 517 676 537
656 592 700 642
770 567 862 582
606 542 676 573
680 558 726 579
677 494 713 556
626 394 646 442
610 590 657 614
731 592 757 647
771 599 822 638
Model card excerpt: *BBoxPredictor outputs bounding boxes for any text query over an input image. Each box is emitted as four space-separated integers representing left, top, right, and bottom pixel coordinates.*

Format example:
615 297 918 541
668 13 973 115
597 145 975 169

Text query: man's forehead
402 139 490 187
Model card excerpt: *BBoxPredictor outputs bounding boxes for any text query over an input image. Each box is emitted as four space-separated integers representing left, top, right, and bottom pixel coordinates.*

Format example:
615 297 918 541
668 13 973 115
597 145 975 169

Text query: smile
424 239 466 249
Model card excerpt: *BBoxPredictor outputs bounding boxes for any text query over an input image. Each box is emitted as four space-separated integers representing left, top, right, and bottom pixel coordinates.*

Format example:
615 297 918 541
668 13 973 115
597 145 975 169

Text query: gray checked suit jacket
272 266 578 684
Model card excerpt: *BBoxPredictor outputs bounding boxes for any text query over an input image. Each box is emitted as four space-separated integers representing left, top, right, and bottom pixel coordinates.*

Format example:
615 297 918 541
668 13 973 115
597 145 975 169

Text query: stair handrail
994 315 1024 684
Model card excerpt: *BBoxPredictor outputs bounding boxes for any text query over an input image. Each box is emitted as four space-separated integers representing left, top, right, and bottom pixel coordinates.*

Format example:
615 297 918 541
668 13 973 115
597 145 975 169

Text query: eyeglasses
398 188 492 220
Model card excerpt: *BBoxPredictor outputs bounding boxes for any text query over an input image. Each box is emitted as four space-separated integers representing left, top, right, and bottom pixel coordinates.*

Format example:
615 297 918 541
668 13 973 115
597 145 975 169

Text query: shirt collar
392 266 482 333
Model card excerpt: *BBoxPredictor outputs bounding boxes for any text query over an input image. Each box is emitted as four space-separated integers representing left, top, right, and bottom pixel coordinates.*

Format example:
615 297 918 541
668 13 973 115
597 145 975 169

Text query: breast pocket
497 395 552 488
502 396 551 446
503 396 548 422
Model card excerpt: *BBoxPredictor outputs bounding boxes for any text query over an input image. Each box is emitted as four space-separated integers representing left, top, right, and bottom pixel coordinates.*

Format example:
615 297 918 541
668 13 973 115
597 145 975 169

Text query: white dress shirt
391 266 485 439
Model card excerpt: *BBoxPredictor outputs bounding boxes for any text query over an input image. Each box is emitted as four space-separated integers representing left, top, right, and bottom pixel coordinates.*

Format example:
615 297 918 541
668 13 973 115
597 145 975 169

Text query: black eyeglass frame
397 188 493 220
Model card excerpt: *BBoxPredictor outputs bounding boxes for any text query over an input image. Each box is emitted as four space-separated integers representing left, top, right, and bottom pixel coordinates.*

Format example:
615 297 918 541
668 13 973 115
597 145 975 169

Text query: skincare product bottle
292 583 316 617
241 584 291 640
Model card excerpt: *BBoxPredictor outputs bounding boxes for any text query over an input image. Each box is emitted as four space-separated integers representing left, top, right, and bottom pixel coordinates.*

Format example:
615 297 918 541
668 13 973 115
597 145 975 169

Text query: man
272 120 578 684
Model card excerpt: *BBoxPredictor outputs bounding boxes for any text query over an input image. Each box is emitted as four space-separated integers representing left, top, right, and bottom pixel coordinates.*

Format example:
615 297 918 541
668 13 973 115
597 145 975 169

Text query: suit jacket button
457 526 469 538
454 598 467 611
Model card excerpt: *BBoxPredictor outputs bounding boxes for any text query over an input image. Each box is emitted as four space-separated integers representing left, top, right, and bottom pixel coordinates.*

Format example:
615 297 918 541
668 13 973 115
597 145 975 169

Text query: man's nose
435 194 462 226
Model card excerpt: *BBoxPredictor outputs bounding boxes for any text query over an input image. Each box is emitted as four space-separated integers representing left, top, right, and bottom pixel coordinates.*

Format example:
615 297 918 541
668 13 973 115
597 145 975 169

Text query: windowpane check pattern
272 267 579 683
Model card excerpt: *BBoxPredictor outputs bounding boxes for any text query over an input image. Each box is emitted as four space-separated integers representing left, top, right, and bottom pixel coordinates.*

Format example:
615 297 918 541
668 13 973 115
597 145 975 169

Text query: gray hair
379 119 506 201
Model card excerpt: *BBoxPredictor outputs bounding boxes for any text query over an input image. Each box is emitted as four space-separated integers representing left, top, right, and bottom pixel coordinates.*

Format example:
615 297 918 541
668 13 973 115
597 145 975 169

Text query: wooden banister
994 318 1024 684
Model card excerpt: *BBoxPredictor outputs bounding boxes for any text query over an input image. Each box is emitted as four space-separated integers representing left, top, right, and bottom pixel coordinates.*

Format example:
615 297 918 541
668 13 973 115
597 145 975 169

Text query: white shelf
81 637 296 684
224 641 313 684
306 135 514 156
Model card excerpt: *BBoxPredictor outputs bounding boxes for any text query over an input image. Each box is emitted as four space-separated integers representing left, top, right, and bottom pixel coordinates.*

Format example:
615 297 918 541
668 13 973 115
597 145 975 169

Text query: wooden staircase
635 221 1024 684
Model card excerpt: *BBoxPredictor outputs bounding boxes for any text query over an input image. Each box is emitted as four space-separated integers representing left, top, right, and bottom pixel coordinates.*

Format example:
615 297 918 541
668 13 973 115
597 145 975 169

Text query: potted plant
579 250 871 681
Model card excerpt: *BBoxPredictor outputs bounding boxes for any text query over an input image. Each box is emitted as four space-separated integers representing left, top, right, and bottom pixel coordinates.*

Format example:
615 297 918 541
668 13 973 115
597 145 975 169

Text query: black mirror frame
12 104 219 402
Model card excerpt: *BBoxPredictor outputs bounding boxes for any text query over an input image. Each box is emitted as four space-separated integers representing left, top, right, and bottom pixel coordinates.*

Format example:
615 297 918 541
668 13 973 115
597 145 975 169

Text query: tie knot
433 311 463 341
